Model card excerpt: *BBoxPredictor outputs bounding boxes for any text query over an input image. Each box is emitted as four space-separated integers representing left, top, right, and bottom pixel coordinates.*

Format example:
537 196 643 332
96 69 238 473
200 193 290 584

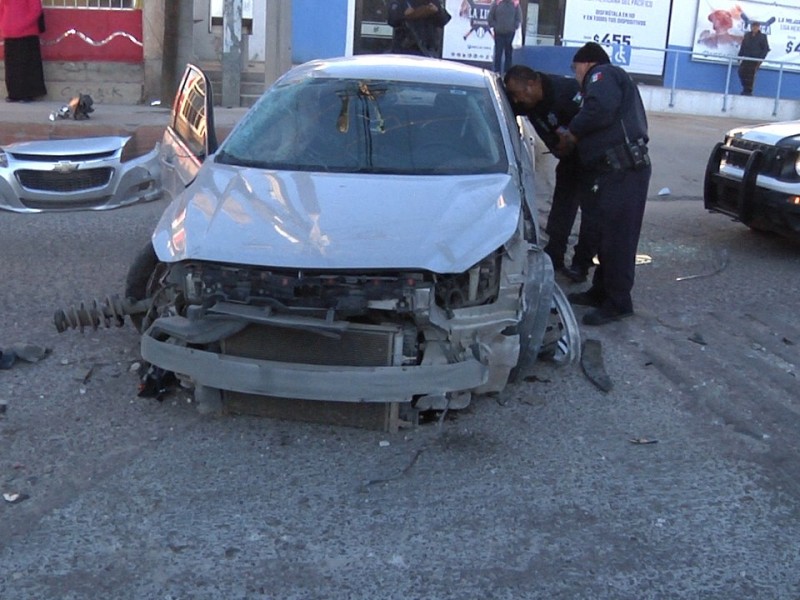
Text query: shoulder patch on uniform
590 72 603 83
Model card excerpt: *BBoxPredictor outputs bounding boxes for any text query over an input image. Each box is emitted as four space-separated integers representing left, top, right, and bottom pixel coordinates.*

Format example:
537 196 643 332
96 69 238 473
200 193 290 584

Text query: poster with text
442 0 523 66
562 0 673 76
692 0 800 72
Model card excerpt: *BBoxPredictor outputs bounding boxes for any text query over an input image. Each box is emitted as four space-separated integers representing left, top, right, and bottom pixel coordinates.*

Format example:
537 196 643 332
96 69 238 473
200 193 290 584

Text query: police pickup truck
704 119 800 240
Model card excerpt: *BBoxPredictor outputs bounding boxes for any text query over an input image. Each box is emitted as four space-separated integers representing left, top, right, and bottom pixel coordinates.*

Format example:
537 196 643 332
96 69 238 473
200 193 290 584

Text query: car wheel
537 283 581 367
124 242 164 332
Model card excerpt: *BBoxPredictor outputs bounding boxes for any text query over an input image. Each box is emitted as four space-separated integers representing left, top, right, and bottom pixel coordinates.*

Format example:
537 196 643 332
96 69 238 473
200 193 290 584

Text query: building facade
2 0 797 105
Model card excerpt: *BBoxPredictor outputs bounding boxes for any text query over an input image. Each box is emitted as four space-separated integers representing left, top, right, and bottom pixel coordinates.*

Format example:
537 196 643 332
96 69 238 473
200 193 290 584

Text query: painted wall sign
442 0 522 65
692 0 800 72
562 0 673 76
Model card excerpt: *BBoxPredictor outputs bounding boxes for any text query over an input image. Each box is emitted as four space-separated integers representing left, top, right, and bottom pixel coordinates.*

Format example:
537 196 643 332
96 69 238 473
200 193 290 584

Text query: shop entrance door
353 0 393 54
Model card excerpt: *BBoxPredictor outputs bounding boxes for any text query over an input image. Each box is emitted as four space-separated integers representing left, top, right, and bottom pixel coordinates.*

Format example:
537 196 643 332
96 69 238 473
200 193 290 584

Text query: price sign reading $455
593 33 631 45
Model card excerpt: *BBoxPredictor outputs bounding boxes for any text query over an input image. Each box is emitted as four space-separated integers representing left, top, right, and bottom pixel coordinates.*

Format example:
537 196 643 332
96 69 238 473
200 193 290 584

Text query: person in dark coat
387 0 449 58
487 0 521 74
0 0 47 102
556 42 652 326
503 65 597 282
737 21 770 96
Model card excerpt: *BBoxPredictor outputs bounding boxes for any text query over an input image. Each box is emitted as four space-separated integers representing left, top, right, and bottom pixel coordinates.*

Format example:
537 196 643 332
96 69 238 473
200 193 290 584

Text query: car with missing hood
704 119 800 240
55 57 580 425
0 135 161 213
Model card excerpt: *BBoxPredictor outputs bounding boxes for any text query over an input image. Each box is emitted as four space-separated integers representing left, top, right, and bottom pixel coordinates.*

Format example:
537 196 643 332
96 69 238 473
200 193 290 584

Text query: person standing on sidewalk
487 0 521 73
387 0 450 58
557 42 651 326
0 0 47 102
503 65 597 282
737 21 769 96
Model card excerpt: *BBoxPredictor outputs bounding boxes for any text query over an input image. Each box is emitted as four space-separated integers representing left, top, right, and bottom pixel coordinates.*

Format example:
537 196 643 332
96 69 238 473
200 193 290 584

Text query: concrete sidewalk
0 100 249 155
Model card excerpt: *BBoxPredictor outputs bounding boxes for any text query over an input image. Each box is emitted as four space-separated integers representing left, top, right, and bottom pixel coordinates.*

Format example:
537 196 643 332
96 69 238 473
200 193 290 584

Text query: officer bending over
503 65 597 283
557 42 651 326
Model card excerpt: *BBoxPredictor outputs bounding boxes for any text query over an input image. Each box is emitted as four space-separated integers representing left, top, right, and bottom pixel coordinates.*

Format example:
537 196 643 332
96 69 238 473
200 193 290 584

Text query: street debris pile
49 93 95 121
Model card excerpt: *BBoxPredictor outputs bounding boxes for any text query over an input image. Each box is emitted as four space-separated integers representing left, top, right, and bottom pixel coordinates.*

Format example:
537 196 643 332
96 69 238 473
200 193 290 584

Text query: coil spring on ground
54 295 140 333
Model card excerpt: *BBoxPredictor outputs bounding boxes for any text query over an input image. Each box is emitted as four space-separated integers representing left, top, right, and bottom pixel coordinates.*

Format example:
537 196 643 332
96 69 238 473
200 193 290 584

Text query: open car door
159 64 218 202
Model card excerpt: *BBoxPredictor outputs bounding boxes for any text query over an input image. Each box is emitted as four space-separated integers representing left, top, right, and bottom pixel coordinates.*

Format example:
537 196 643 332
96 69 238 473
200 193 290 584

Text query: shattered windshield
216 77 508 175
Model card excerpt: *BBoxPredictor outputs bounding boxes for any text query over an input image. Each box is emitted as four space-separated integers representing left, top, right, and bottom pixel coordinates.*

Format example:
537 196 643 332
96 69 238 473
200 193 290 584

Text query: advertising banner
692 0 800 72
442 0 522 65
562 0 672 76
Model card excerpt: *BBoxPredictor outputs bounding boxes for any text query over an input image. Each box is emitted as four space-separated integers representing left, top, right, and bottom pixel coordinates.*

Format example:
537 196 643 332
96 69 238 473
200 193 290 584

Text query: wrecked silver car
0 136 161 213
56 57 579 420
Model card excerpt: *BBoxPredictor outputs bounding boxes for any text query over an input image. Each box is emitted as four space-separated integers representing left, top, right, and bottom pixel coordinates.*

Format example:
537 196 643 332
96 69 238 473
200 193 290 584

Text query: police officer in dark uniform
503 65 597 283
557 42 651 326
387 0 449 58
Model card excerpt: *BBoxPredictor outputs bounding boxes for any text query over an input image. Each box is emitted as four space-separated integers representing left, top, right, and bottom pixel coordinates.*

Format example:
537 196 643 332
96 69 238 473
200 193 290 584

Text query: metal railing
42 1 138 8
563 40 800 117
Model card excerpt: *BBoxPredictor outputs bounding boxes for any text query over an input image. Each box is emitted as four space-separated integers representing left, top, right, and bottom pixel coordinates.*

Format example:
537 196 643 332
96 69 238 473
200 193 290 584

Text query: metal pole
722 58 733 112
773 64 784 117
222 0 243 107
264 0 293 88
669 50 679 108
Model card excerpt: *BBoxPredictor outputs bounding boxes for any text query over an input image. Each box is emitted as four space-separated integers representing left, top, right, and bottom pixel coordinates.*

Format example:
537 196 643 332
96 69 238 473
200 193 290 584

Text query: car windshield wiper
215 150 265 167
358 82 386 134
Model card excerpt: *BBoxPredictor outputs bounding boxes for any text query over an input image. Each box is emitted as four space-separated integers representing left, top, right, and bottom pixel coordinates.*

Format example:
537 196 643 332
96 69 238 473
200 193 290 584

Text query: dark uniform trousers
590 164 651 313
544 157 597 270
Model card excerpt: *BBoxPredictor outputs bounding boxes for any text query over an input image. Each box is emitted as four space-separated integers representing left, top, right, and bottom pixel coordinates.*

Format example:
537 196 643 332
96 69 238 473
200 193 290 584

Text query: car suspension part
53 295 150 333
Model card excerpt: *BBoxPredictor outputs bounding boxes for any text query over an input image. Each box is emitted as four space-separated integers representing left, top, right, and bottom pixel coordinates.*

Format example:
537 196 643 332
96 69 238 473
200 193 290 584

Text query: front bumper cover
141 315 489 403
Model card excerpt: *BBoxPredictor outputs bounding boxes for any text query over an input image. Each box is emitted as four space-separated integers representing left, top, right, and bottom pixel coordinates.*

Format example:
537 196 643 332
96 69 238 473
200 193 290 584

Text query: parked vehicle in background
56 57 580 425
704 119 800 240
0 136 160 213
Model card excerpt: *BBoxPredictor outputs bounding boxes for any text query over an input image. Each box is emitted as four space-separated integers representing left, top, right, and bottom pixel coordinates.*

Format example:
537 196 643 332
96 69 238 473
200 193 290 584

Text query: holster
604 138 650 171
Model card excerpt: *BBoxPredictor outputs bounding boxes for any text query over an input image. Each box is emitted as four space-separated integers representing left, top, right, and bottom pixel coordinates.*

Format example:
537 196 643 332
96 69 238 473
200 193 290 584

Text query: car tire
537 283 582 367
125 242 161 333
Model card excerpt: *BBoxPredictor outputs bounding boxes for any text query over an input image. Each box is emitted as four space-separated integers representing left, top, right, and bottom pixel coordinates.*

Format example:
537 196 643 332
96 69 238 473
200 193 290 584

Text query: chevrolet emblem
53 161 78 174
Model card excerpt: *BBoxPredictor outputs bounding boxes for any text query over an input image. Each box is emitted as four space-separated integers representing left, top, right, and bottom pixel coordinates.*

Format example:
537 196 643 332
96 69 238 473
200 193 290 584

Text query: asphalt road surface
1 112 798 599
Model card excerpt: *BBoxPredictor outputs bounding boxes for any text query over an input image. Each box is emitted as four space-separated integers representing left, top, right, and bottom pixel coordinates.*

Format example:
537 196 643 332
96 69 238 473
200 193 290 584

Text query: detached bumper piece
141 315 488 404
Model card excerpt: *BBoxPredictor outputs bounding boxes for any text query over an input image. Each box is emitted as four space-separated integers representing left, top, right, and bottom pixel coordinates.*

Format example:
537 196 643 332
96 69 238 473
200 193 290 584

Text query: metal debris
580 339 613 393
0 343 51 369
629 437 658 445
676 249 729 281
523 374 552 383
11 343 49 362
3 492 30 504
361 447 426 488
688 332 707 346
137 363 178 401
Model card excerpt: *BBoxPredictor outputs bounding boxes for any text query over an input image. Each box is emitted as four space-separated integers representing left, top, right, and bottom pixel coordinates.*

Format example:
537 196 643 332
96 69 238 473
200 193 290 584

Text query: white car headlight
795 151 800 177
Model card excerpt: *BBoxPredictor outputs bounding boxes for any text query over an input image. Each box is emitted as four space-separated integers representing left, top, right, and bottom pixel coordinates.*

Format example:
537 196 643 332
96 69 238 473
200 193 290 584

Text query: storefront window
524 0 563 46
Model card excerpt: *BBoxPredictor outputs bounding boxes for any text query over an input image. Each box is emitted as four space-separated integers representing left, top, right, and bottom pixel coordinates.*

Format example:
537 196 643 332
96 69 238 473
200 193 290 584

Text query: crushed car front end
704 121 800 238
141 224 551 409
0 136 161 213
139 165 558 411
